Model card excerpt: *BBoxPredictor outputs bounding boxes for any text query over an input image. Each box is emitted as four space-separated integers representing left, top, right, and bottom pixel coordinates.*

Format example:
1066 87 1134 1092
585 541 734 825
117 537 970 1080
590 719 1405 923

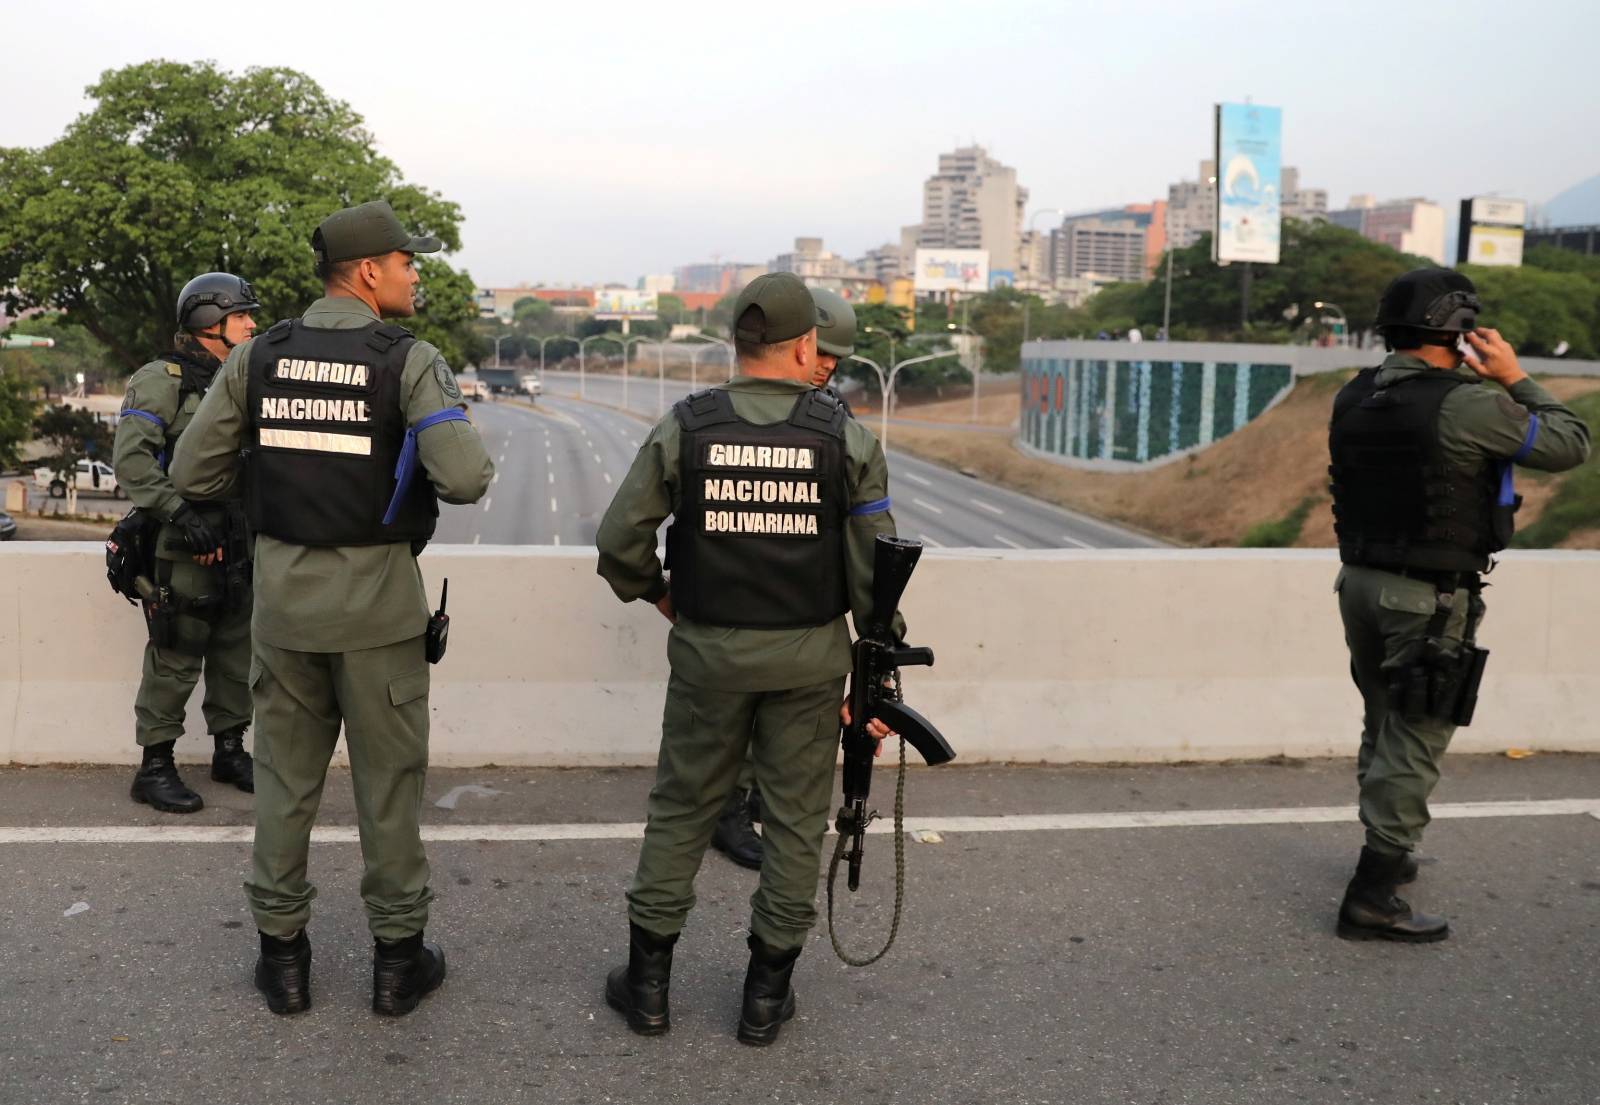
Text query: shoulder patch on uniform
433 355 462 400
165 362 183 377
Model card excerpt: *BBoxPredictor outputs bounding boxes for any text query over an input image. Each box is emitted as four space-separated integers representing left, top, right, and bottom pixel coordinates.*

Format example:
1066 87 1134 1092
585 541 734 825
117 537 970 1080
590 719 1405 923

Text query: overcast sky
3 0 1595 286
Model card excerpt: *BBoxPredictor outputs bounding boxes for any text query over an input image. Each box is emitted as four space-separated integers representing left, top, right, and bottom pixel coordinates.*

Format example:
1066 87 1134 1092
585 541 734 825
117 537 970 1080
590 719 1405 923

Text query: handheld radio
425 578 450 664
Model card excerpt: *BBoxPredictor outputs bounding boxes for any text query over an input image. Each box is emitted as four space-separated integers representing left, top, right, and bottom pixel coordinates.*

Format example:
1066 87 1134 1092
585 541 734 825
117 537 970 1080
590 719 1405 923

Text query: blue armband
121 409 166 429
849 496 892 516
383 407 472 526
1511 414 1539 463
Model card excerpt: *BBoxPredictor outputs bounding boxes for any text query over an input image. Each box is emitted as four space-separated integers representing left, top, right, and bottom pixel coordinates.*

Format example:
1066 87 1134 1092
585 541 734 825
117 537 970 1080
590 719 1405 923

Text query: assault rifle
828 534 954 965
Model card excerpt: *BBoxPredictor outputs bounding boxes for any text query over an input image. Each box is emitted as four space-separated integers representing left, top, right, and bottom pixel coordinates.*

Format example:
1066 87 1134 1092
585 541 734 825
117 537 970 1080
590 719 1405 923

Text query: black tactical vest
1328 368 1507 574
243 319 437 546
666 387 850 629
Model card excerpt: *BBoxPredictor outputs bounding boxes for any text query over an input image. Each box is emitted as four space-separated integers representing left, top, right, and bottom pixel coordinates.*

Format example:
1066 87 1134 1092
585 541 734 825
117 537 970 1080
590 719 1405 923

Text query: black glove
170 503 223 559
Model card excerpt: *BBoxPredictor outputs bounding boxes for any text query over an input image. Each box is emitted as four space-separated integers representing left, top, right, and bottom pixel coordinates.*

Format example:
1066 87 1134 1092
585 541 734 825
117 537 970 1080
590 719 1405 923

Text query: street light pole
616 335 649 412
578 333 621 399
848 349 958 454
1313 300 1347 346
1161 248 1174 340
679 333 732 393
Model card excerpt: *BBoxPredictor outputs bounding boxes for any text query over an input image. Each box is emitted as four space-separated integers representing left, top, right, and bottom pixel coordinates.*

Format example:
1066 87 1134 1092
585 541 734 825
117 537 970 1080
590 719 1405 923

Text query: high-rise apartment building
768 237 855 280
1280 167 1328 223
1328 196 1446 264
918 145 1028 273
1051 217 1148 283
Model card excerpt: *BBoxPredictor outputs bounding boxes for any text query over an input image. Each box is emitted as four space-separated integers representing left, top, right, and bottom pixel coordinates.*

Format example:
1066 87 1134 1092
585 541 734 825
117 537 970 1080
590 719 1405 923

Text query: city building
1052 217 1148 283
768 237 855 280
1328 196 1446 264
1166 162 1324 249
917 145 1028 273
1525 224 1600 256
672 261 762 295
639 274 676 295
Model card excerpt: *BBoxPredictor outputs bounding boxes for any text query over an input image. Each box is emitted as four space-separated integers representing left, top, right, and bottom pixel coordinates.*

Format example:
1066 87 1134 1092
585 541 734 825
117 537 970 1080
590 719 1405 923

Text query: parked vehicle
0 509 16 541
478 366 519 393
463 379 490 402
521 375 542 398
33 459 125 499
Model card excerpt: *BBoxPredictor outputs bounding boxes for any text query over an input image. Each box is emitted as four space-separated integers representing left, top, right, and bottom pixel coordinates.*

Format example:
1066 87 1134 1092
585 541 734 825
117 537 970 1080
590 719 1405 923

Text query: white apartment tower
918 145 1028 273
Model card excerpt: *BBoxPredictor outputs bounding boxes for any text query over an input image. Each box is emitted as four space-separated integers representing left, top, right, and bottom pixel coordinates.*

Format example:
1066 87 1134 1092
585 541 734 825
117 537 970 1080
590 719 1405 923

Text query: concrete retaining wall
2 545 1596 766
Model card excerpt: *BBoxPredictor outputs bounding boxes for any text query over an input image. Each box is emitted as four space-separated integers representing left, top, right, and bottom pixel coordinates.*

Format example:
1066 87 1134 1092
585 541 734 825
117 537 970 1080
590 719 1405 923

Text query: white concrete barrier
2 544 1597 766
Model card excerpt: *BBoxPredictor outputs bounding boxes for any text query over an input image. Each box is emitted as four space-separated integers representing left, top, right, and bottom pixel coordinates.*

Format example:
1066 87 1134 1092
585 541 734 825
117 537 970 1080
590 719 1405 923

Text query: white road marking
550 497 558 512
472 534 481 545
497 453 506 464
971 499 1004 516
994 534 1025 549
548 472 554 484
918 533 945 548
901 471 934 487
593 453 603 464
492 473 500 485
1060 534 1093 549
603 473 613 484
911 497 943 514
546 453 553 465
553 534 561 546
4 799 1594 845
482 497 493 512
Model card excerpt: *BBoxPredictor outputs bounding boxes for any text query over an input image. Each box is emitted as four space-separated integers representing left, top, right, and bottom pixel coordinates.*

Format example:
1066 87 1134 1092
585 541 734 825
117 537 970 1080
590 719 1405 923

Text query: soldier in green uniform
171 201 494 1015
597 272 898 1045
1328 268 1590 942
114 273 260 813
710 285 858 870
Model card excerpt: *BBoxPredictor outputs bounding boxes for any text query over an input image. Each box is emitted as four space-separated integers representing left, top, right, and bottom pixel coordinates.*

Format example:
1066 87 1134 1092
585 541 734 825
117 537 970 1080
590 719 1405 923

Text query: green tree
33 404 112 481
0 374 39 470
0 60 477 371
1466 257 1600 357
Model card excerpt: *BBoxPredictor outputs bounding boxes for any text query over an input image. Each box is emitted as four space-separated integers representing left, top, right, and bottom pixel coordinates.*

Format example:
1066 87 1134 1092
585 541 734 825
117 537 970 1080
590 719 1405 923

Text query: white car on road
33 459 126 499
521 375 542 398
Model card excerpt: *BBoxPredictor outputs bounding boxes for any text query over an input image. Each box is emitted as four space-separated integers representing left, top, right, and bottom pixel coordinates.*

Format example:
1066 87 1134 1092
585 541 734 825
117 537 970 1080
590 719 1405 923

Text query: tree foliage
0 375 39 470
0 60 477 371
33 403 112 477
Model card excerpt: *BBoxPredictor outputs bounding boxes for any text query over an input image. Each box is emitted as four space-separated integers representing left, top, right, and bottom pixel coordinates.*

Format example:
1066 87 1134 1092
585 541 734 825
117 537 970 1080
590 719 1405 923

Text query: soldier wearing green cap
171 200 494 1016
114 272 262 814
710 284 859 871
597 271 901 1046
1328 267 1589 943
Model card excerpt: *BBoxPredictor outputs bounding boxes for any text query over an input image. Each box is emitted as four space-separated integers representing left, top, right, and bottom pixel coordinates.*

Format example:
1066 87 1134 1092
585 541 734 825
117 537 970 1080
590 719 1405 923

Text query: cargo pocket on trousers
388 668 430 708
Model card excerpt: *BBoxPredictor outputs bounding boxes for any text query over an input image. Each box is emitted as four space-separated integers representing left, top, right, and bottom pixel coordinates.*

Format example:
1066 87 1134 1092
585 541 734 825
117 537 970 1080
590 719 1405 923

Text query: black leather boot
372 933 447 1016
605 923 678 1036
737 934 800 1046
254 930 312 1015
1337 846 1448 942
130 742 204 814
211 728 254 793
1396 852 1420 886
711 788 764 870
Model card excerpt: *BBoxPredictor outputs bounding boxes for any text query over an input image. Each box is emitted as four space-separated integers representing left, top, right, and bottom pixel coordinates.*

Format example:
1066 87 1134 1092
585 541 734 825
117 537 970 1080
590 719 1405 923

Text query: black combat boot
1337 846 1449 942
710 788 764 870
605 923 678 1036
210 727 254 793
254 930 312 1015
747 783 764 824
1396 852 1420 886
372 933 447 1016
130 742 204 814
736 934 800 1046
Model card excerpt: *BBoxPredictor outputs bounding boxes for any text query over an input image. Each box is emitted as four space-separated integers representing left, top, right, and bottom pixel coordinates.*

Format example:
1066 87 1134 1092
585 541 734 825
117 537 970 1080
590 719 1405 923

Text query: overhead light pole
848 349 957 454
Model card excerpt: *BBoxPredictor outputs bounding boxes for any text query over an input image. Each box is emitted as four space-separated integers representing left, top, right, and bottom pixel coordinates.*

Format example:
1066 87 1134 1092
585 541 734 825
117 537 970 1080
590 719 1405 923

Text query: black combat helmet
176 272 261 332
1373 268 1481 348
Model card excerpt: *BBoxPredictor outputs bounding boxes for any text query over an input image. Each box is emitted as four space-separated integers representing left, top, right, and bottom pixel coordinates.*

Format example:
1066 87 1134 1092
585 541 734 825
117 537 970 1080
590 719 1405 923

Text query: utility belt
137 502 252 656
1384 572 1490 727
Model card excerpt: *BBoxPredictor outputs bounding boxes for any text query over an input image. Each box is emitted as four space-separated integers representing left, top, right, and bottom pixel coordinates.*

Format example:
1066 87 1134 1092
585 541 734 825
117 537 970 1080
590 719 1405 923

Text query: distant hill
1541 173 1600 227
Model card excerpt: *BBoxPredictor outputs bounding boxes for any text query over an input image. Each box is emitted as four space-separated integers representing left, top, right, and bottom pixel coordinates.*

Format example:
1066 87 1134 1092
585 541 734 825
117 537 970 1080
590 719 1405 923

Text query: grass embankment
888 375 1600 548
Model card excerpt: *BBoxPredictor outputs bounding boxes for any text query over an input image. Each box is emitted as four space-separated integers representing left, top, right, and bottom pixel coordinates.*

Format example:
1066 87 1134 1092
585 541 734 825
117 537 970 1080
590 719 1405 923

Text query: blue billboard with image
1213 102 1282 264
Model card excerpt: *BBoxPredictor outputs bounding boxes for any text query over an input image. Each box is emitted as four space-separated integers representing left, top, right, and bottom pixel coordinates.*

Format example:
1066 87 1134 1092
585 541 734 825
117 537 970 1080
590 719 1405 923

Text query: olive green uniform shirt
595 375 904 692
171 296 494 652
112 355 234 561
1376 352 1590 475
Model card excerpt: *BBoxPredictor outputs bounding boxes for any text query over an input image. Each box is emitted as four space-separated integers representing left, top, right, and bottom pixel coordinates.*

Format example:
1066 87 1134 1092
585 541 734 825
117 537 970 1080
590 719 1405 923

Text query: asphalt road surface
2 755 1595 1104
437 376 1161 549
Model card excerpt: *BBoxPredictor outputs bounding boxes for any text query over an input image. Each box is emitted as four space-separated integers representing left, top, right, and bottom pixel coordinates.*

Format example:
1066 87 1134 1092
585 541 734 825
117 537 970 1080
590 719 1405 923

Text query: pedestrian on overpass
113 272 261 813
1328 268 1589 941
596 272 900 1044
710 284 858 872
171 201 494 1015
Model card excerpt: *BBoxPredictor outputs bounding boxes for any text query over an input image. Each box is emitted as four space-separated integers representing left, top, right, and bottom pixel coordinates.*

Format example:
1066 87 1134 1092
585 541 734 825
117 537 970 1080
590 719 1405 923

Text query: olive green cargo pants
628 672 846 952
1337 565 1474 856
245 635 433 942
133 559 252 747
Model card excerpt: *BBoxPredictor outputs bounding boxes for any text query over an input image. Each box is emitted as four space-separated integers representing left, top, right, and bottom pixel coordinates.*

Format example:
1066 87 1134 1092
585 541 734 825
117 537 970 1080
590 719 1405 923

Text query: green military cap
810 287 856 357
313 200 442 266
732 272 817 344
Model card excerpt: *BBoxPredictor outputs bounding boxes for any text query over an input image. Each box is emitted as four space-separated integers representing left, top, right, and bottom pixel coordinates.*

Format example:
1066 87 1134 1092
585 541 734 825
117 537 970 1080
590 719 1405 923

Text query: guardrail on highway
4 546 1597 767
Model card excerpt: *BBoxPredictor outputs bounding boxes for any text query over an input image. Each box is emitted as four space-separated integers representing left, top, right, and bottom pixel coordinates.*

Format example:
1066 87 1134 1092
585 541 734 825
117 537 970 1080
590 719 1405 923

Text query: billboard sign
1213 102 1283 264
988 269 1015 290
592 288 658 320
1457 197 1526 267
913 248 989 293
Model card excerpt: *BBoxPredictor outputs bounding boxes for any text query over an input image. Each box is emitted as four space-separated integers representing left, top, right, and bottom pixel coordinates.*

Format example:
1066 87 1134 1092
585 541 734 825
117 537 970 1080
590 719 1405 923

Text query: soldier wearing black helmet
1327 267 1589 942
112 272 261 813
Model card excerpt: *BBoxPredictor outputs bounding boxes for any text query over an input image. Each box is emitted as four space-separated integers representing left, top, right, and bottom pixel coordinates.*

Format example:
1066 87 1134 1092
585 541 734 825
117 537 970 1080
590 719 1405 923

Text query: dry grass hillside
890 375 1600 548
